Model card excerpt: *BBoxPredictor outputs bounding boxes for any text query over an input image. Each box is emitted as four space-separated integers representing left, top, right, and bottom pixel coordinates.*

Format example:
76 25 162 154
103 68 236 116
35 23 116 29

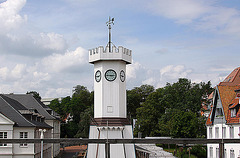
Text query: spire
106 16 114 52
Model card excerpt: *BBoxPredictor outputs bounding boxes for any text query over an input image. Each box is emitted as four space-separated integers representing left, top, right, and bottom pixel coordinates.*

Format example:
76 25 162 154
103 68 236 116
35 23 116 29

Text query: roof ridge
0 95 36 127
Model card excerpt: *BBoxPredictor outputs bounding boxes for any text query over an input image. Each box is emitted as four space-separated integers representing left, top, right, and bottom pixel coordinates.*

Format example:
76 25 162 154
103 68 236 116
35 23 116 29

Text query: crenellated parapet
89 46 132 64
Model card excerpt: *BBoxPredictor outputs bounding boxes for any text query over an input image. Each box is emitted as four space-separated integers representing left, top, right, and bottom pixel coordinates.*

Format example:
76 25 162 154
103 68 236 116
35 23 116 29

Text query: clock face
95 70 101 82
120 70 125 82
105 69 117 81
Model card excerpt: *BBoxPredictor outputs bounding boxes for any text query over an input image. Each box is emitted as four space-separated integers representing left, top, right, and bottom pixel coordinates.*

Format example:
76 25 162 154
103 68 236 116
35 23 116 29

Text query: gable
218 85 240 120
206 85 240 125
0 113 15 125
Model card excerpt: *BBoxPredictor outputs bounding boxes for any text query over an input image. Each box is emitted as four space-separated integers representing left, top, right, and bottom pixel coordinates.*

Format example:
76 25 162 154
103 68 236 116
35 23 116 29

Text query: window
230 149 235 158
0 132 7 146
216 108 223 116
20 132 28 147
210 147 213 158
222 127 226 138
209 127 213 139
215 127 219 138
231 108 236 117
239 127 240 138
230 127 234 139
216 148 219 158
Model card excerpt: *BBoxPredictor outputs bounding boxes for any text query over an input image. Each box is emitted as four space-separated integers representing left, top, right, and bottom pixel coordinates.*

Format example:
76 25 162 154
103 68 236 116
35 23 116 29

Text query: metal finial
106 17 114 52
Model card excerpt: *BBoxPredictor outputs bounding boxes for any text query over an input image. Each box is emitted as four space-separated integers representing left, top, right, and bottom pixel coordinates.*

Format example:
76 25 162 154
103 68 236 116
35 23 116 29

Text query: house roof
206 85 240 125
5 94 55 120
219 67 240 86
0 95 52 128
217 85 240 120
226 94 240 124
206 109 213 125
229 98 239 109
0 95 35 127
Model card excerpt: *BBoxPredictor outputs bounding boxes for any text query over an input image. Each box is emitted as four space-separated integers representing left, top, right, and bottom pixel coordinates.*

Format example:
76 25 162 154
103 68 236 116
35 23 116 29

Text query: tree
48 85 94 138
135 78 212 138
75 105 94 138
158 109 205 138
127 85 155 119
26 91 41 100
134 88 165 137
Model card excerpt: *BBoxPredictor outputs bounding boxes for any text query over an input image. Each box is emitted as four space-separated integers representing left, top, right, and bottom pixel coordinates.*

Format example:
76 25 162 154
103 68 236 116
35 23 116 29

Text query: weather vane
106 16 114 52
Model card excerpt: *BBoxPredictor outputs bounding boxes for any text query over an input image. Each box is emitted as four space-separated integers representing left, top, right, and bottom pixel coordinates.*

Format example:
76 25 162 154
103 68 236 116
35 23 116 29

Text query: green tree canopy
48 85 94 138
127 85 155 119
134 78 213 138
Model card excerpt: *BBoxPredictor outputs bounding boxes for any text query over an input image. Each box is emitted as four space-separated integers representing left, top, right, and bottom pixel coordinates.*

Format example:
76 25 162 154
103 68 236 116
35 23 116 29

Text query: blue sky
0 0 240 98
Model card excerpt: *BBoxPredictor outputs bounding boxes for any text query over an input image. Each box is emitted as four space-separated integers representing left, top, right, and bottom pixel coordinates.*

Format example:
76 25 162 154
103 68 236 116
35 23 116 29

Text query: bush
191 145 206 158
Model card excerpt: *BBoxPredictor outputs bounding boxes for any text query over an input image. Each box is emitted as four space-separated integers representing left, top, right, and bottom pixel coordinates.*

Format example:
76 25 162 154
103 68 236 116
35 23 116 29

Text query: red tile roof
226 96 240 124
206 108 213 125
219 67 240 86
218 85 240 121
206 67 240 125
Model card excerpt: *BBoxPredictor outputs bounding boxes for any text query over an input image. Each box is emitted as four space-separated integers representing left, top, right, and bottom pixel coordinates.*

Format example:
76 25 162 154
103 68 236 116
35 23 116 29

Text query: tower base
87 118 136 158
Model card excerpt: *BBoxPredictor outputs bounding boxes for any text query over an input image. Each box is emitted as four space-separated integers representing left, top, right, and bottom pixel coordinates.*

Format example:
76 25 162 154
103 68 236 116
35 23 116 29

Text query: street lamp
39 129 46 158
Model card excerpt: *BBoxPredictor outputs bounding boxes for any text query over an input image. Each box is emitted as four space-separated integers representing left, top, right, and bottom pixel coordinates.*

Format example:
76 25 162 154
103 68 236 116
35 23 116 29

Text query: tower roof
89 46 132 64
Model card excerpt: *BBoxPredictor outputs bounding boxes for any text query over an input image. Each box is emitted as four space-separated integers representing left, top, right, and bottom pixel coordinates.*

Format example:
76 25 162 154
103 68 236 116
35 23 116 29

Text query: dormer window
231 108 237 117
229 102 239 117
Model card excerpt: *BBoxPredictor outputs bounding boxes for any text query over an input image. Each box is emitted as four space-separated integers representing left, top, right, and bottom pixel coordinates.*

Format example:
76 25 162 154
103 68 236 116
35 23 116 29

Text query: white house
0 94 60 158
206 67 240 158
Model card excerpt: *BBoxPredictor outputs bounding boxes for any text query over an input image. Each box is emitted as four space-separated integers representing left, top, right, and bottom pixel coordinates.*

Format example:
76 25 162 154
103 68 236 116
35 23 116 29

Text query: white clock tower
87 18 136 158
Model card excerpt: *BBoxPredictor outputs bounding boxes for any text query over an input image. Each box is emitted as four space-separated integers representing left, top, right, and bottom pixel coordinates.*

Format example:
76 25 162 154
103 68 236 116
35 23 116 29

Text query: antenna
106 16 114 52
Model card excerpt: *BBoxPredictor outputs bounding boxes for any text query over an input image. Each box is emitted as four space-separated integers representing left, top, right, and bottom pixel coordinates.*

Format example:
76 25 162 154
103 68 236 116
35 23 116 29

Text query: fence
1 138 240 158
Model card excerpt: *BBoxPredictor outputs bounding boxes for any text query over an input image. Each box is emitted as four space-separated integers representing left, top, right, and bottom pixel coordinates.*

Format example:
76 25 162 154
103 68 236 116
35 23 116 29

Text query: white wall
207 124 240 158
94 61 127 118
45 119 61 157
0 114 14 157
87 125 136 158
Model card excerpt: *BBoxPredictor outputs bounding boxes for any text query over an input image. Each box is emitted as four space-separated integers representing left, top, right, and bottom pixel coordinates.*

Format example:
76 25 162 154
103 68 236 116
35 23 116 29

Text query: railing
1 138 240 144
1 138 239 158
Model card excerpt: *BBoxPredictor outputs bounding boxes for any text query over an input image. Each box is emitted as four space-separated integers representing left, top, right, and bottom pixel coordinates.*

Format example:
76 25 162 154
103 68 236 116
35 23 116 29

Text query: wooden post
219 142 224 158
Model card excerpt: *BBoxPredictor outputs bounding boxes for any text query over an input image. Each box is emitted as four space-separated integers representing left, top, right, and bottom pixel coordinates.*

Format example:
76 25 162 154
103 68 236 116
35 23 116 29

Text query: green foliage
134 78 212 138
127 85 155 119
26 91 41 100
191 145 207 158
158 109 206 138
48 85 94 138
134 88 165 137
75 106 94 138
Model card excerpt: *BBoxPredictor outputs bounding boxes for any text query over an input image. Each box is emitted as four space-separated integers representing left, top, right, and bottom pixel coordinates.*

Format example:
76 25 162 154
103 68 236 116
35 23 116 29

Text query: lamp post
39 129 46 158
220 115 224 158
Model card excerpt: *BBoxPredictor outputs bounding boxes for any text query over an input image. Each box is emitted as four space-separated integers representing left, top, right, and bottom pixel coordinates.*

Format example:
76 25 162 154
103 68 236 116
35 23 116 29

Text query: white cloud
0 67 9 80
41 47 88 73
158 65 192 87
142 77 156 86
126 61 142 80
148 0 210 24
34 33 67 51
0 0 27 33
11 64 26 79
0 64 26 80
44 88 71 98
147 0 240 37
